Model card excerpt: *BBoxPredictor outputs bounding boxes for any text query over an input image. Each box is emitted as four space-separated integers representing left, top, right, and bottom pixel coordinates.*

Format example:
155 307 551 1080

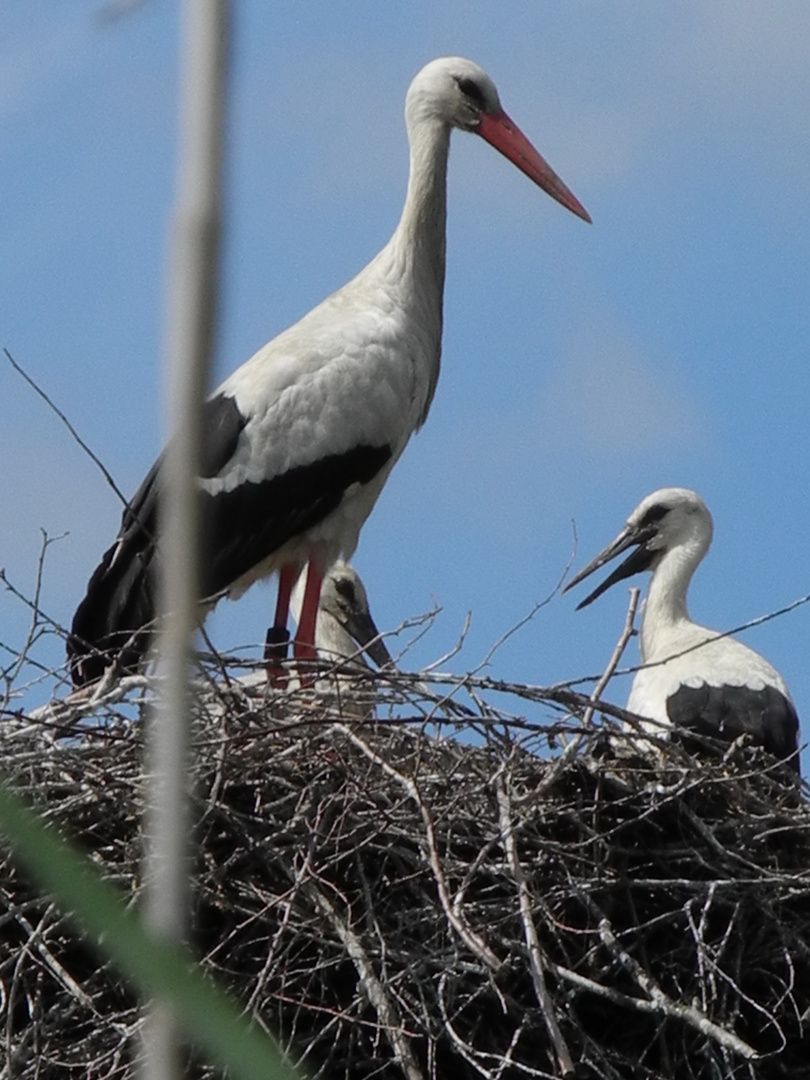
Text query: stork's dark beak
343 607 394 669
563 524 658 610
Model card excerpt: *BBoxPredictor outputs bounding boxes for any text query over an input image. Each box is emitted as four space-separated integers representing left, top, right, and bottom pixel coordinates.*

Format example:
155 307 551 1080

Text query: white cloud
538 320 707 458
683 1 810 102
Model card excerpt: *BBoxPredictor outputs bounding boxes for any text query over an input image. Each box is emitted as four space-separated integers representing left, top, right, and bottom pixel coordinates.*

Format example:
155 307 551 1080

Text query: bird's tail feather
67 536 156 687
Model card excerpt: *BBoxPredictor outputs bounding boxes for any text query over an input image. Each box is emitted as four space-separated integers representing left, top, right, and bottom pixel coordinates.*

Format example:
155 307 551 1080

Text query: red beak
477 109 591 223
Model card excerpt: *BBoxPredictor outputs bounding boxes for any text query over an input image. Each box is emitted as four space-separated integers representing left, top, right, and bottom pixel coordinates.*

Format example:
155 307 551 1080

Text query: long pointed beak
477 108 591 223
343 608 394 669
563 525 657 610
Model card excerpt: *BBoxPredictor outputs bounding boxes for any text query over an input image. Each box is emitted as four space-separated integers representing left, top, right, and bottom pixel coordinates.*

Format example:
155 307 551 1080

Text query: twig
528 590 640 796
422 610 472 673
0 568 69 639
1 532 61 712
436 973 559 1080
496 776 575 1078
551 962 678 1013
4 348 130 510
307 880 425 1080
333 722 502 971
8 899 96 1012
553 589 810 694
472 538 580 675
581 586 639 727
597 917 757 1060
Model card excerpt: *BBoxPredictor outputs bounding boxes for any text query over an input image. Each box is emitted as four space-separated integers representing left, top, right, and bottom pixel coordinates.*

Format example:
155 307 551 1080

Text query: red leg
265 565 298 685
293 561 323 684
274 564 296 630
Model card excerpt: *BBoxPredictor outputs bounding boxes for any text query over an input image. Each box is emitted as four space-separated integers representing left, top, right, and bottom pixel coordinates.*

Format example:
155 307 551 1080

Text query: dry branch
496 775 574 1077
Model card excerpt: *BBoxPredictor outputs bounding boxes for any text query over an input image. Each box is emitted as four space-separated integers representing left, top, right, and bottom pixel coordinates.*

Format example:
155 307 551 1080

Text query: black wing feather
67 390 392 686
201 443 391 597
667 682 800 773
68 394 248 683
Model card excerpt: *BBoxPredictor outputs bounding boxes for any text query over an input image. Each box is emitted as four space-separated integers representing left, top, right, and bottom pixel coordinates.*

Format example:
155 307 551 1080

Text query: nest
1 659 809 1080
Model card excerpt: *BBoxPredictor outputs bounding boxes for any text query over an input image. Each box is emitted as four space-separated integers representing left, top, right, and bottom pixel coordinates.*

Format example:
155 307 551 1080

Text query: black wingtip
67 538 156 687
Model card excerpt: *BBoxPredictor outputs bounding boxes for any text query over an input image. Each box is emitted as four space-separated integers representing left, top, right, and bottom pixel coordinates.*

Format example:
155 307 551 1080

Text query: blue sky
2 3 809 764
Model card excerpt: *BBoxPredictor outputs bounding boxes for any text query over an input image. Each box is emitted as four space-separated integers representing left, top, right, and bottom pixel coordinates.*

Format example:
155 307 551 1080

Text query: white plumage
565 487 800 773
68 55 589 687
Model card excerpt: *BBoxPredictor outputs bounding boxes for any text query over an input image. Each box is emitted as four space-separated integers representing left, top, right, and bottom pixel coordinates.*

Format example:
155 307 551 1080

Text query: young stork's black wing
666 683 800 768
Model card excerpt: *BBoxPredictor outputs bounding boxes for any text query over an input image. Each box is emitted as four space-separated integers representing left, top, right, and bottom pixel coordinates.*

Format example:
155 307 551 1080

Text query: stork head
292 561 393 668
563 488 714 610
321 561 393 668
405 56 591 222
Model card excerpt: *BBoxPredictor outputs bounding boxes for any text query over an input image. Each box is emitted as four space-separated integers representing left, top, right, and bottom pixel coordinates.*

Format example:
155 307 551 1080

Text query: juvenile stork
287 560 392 672
202 563 391 721
67 55 589 687
564 487 801 773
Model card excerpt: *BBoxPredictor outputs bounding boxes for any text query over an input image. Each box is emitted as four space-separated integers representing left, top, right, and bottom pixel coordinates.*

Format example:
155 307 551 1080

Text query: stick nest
2 663 809 1080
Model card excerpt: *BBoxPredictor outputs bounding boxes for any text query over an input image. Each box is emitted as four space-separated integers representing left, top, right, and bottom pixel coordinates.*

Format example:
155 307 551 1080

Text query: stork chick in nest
565 487 800 774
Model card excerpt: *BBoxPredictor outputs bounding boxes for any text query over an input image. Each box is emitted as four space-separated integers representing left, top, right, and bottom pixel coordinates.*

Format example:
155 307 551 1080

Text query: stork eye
334 578 357 604
455 76 486 109
638 504 670 529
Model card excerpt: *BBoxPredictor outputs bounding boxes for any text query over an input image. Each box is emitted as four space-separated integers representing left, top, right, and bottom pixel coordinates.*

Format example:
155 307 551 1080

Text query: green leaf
0 780 302 1080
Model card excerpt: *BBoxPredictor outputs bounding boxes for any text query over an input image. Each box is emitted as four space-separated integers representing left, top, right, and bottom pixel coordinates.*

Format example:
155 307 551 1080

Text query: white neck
362 115 451 422
395 116 450 296
319 612 370 668
640 542 703 660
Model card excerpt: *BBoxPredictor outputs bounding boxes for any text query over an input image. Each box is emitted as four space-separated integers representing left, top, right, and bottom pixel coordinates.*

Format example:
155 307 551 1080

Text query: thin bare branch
308 881 425 1080
496 777 575 1078
597 917 758 1060
4 347 130 510
581 586 640 727
333 722 502 971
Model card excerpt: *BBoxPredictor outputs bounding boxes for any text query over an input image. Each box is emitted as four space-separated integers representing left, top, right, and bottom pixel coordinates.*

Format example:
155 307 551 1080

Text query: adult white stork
67 56 590 687
564 487 801 774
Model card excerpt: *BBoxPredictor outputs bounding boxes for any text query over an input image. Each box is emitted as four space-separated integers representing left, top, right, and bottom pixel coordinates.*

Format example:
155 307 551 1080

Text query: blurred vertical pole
141 2 230 1079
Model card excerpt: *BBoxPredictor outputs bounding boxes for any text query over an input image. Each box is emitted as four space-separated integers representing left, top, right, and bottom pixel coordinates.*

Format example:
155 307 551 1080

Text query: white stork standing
67 56 590 687
564 487 801 774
